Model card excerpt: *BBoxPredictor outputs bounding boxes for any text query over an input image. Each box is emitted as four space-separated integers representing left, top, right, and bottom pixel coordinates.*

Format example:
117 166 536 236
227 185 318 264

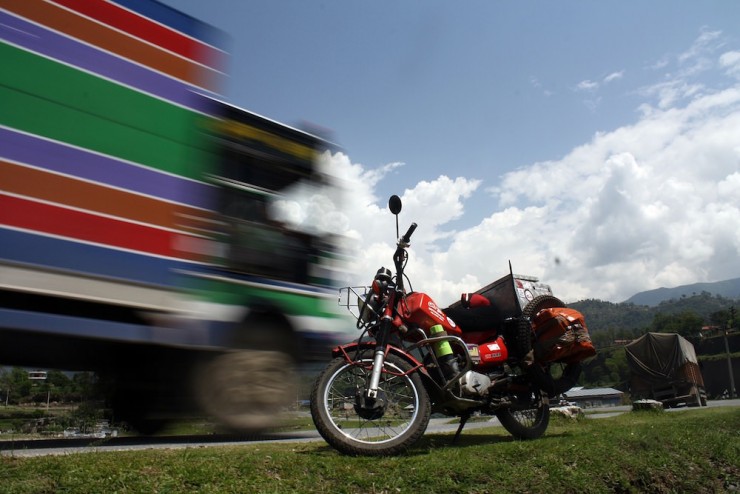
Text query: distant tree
652 310 704 337
709 309 731 328
0 369 10 406
4 367 32 404
603 350 630 388
71 401 103 433
71 372 97 402
45 370 73 402
581 355 607 386
579 345 628 389
572 293 738 334
590 329 614 348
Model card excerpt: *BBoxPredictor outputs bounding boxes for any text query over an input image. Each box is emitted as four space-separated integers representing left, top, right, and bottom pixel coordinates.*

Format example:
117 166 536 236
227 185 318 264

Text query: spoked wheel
495 384 550 440
310 351 431 456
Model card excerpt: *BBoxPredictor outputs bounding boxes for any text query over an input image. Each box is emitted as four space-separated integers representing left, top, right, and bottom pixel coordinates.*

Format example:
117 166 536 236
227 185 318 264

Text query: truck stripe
0 161 208 231
49 0 226 66
0 127 214 209
0 264 182 312
0 78 212 182
1 194 181 259
0 0 221 92
0 228 197 287
113 0 225 48
0 11 213 112
0 309 156 344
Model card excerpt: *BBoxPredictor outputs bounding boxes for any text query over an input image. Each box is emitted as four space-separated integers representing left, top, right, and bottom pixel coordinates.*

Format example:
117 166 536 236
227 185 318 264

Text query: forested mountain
571 292 737 335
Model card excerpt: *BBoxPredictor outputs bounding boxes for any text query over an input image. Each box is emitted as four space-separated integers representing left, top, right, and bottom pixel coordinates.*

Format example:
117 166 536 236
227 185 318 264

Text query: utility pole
726 306 736 399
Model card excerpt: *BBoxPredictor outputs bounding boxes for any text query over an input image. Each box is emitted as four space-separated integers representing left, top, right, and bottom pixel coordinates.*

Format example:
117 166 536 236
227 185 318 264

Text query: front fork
366 315 392 398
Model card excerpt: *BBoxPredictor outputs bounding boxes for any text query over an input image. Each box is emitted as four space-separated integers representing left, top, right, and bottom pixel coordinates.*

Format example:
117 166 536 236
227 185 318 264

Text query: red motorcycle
310 195 595 455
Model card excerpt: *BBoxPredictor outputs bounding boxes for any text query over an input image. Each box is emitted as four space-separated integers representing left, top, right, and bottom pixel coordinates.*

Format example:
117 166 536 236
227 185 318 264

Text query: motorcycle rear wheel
310 351 431 456
495 386 550 440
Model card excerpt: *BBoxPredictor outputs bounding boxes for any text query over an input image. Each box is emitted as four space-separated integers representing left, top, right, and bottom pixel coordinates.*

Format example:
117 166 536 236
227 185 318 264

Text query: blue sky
165 1 740 303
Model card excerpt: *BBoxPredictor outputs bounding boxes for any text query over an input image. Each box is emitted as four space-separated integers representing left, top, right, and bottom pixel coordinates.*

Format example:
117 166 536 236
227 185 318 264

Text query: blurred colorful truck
0 0 347 432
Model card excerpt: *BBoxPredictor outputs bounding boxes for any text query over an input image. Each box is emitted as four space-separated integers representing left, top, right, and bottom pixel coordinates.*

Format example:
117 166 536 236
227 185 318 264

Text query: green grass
1 408 738 493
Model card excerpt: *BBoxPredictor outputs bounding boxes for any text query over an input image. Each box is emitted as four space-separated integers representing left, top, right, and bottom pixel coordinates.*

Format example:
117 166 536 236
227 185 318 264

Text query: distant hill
570 292 738 334
624 278 740 306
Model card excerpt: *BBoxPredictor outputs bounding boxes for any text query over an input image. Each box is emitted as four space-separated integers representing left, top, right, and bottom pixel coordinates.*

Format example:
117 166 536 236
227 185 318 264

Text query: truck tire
193 312 299 432
194 349 297 431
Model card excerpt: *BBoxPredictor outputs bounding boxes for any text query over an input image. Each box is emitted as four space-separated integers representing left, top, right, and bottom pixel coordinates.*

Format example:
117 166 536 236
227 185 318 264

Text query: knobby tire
310 352 431 456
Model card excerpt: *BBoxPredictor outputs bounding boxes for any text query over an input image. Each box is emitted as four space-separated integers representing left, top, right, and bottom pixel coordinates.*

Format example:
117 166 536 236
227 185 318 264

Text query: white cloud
575 70 623 93
650 58 670 70
336 85 738 304
313 31 740 306
574 71 623 111
603 71 624 83
484 82 740 302
638 29 730 110
576 79 599 92
530 76 554 97
678 28 723 65
720 50 740 79
638 80 706 110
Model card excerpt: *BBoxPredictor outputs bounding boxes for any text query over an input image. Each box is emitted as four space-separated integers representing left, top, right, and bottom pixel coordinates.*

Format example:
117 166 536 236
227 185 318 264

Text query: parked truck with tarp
625 332 707 407
0 0 348 433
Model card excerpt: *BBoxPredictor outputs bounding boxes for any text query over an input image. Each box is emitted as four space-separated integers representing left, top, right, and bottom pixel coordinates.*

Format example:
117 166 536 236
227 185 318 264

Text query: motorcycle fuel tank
401 292 460 335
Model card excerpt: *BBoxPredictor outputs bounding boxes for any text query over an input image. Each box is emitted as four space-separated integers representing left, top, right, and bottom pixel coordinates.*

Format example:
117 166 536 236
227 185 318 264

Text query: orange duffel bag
531 307 596 364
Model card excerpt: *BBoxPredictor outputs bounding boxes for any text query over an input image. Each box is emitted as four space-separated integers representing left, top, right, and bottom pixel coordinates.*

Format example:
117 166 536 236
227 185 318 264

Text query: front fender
333 341 454 406
332 341 426 375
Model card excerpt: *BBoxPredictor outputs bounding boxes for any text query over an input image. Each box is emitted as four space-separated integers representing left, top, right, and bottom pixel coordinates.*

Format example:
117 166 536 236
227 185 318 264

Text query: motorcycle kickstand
452 412 471 445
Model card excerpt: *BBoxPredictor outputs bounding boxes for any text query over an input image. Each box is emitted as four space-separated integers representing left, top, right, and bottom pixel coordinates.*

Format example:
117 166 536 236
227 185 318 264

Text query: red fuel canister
478 336 508 365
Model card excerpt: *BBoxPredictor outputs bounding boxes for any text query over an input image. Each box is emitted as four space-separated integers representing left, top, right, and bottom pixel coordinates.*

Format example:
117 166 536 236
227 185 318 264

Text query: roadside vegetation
1 407 738 493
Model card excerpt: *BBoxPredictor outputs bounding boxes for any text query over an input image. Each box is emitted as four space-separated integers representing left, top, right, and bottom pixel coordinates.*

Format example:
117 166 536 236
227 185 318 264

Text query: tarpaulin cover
625 332 699 380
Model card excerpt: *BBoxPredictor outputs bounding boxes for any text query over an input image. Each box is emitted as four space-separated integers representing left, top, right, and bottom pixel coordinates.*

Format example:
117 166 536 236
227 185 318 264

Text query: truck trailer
1 0 348 432
625 332 707 408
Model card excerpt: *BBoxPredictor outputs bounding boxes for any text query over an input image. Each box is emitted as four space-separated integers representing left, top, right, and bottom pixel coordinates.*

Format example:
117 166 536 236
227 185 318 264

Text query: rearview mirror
388 195 402 215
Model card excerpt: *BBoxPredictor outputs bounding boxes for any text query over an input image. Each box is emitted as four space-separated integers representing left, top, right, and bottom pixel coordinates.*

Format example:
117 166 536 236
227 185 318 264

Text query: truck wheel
194 349 298 432
193 312 300 431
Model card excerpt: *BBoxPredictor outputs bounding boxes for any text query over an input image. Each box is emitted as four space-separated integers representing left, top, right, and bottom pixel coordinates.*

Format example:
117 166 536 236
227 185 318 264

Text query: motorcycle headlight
358 294 381 324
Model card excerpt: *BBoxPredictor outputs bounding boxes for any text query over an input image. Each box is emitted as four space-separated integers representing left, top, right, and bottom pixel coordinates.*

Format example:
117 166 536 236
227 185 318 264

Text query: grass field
1 407 738 493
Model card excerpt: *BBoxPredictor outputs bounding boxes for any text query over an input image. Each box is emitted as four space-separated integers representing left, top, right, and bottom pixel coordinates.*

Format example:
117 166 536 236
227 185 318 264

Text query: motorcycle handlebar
400 222 417 245
393 222 416 293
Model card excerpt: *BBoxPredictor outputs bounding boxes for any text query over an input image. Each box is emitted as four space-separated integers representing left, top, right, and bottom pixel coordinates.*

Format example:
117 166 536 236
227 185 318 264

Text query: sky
164 1 740 305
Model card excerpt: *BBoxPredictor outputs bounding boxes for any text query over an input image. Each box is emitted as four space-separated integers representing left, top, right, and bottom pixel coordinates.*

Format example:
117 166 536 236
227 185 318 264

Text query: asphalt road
2 399 738 457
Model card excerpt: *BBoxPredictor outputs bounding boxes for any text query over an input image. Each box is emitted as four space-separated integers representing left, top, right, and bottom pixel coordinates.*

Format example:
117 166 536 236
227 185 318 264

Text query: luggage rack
338 286 374 323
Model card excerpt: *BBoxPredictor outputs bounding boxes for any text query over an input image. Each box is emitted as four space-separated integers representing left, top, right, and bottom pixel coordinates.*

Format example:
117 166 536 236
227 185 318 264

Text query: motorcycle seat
444 304 504 333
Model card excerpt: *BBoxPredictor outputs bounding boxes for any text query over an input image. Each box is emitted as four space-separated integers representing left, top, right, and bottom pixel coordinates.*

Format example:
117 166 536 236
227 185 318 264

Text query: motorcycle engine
459 370 492 397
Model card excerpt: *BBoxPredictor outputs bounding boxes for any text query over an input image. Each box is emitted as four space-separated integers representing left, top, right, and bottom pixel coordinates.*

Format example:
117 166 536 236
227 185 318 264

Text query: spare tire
512 295 565 362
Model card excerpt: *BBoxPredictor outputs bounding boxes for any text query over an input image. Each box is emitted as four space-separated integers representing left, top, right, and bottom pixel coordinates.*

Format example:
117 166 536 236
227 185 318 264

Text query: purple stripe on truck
0 127 215 210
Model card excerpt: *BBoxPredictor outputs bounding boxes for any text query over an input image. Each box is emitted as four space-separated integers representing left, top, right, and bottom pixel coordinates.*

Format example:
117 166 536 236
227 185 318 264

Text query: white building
562 386 624 408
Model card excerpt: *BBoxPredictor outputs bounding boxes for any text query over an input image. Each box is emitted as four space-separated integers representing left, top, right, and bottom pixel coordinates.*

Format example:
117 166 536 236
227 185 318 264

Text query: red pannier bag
531 307 596 364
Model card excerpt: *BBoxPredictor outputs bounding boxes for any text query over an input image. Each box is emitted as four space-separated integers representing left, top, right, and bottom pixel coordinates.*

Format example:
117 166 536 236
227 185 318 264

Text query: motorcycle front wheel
495 386 550 440
310 351 431 456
